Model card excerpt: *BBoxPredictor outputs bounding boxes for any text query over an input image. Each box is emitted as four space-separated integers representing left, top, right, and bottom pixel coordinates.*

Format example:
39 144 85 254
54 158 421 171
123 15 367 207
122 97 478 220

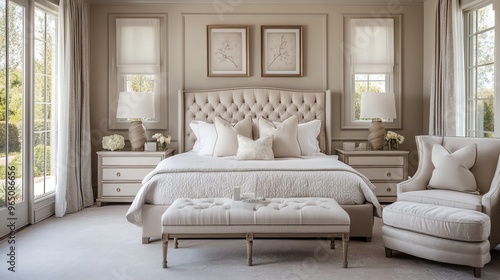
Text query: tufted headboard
178 87 332 154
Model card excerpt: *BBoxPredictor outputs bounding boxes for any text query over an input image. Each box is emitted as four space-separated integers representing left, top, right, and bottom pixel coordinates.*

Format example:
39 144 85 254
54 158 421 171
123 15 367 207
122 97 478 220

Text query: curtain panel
56 0 93 217
429 0 465 136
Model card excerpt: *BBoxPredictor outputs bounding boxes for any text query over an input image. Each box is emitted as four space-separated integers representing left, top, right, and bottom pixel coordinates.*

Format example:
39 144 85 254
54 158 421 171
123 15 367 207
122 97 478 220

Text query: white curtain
429 0 465 136
56 0 93 217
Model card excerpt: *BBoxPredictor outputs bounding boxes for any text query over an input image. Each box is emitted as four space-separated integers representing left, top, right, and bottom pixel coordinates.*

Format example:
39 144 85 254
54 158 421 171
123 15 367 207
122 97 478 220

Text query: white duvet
126 152 382 226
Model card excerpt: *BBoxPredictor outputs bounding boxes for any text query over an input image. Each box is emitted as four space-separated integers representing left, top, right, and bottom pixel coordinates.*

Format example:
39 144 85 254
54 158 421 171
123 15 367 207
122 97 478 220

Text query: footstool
161 197 351 268
382 201 491 278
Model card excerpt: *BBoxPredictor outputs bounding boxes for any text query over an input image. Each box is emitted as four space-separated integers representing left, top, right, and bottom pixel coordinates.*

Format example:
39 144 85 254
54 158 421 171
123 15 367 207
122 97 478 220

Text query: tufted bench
161 197 351 268
383 201 491 277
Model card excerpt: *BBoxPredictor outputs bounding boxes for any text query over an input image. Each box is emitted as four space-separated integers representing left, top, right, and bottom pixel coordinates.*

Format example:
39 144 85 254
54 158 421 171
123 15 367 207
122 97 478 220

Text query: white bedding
126 152 382 226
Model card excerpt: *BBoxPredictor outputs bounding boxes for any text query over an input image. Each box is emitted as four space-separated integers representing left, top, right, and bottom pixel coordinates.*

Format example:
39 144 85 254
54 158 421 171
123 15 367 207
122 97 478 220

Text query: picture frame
261 25 303 77
207 25 249 77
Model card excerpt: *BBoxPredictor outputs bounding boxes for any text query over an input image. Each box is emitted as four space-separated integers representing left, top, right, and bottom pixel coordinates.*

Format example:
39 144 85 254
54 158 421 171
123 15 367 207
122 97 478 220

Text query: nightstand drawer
347 156 404 166
102 168 152 181
102 183 142 196
373 182 398 196
102 156 162 166
355 167 404 180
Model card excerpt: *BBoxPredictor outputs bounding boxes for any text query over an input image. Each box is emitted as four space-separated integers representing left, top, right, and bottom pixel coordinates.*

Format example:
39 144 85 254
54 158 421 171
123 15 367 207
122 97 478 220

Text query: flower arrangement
385 131 404 150
102 134 125 151
152 133 171 151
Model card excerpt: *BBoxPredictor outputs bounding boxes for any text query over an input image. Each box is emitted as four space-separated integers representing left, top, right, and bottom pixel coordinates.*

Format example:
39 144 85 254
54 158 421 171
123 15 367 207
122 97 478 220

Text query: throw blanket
126 152 382 226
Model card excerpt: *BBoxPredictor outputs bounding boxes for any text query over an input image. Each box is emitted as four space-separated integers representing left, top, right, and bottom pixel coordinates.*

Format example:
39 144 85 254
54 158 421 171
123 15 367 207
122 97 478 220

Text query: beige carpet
1 205 499 280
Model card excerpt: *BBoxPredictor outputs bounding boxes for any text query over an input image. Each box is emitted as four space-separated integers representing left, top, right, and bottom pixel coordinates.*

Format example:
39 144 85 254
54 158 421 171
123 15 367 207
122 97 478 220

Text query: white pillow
196 121 217 156
213 116 253 157
235 134 274 160
259 115 301 158
297 120 322 156
189 121 204 152
428 143 479 193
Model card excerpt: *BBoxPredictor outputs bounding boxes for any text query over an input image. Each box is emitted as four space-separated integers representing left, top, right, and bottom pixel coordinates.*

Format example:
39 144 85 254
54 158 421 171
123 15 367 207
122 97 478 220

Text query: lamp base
367 120 385 150
129 121 147 151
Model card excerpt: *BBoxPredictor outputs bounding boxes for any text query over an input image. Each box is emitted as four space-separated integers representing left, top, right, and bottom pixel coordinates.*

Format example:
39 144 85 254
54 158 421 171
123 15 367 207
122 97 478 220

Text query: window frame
341 14 402 130
107 14 168 130
463 2 496 137
33 3 58 199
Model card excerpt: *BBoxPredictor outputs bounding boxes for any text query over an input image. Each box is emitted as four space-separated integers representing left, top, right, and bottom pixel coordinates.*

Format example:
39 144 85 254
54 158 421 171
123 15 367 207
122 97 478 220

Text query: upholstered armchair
397 136 500 248
383 136 500 277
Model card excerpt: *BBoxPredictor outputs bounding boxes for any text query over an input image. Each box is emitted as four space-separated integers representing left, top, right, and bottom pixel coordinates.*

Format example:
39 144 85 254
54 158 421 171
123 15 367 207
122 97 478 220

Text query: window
108 15 167 130
354 74 389 120
33 5 58 197
0 0 25 206
342 16 402 129
465 4 495 137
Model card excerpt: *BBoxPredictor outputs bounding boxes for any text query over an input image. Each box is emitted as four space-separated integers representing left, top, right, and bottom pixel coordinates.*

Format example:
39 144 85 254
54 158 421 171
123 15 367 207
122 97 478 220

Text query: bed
126 87 381 243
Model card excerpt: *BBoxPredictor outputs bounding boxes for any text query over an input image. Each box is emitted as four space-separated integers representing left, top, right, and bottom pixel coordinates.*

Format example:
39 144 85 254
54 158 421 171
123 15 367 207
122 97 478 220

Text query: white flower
152 133 171 144
384 131 404 144
102 134 125 151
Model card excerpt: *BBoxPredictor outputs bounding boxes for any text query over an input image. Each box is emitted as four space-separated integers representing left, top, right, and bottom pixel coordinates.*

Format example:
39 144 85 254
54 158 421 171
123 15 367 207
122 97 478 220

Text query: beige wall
89 2 425 188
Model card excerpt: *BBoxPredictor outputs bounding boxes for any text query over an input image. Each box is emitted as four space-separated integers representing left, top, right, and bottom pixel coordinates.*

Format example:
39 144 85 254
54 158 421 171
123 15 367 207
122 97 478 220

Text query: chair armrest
481 155 500 248
397 135 439 195
397 176 428 194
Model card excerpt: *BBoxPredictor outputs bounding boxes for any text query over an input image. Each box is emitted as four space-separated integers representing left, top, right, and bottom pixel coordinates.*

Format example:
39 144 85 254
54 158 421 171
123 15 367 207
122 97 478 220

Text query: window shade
116 18 160 73
351 18 394 73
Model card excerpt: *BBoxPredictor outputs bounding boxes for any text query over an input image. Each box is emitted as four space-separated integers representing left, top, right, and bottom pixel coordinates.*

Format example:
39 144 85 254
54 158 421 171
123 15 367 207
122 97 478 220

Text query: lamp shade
360 92 397 119
116 92 155 119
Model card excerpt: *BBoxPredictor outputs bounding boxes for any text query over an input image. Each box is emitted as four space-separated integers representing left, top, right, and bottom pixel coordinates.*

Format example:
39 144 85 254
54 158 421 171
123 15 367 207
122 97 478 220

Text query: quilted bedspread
126 152 382 226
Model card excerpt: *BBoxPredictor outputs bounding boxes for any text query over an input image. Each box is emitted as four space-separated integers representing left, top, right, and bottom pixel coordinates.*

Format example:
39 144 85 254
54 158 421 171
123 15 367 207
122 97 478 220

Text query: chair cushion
398 189 482 211
383 201 490 242
428 143 479 193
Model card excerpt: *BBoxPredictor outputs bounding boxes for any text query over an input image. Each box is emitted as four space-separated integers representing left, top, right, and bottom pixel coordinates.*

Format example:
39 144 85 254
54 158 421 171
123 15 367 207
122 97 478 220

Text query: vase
388 140 398 151
159 142 168 151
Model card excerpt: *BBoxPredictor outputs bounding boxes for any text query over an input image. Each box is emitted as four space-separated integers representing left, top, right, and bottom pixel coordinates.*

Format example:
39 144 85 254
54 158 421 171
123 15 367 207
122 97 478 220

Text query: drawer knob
116 188 121 192
116 172 121 177
387 187 392 192
386 172 392 177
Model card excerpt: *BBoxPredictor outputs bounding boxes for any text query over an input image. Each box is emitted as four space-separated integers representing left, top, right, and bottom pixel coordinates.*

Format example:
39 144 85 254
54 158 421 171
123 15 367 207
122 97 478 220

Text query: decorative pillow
428 143 479 193
195 121 217 156
213 116 253 157
235 134 274 160
259 114 301 158
297 120 322 156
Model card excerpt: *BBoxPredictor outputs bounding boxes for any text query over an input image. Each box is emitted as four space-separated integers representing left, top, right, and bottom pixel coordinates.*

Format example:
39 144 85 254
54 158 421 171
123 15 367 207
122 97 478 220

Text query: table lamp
360 92 397 150
116 92 155 151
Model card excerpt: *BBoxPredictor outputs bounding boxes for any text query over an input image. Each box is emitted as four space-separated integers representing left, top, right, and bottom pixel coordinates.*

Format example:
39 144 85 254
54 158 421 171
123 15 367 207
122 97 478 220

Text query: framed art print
261 25 303 77
207 25 249 77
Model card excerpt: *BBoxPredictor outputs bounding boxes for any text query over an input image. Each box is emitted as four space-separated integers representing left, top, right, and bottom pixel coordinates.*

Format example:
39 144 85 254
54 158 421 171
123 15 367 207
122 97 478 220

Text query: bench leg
342 233 349 268
174 237 179 249
162 234 169 268
330 238 335 249
246 233 254 266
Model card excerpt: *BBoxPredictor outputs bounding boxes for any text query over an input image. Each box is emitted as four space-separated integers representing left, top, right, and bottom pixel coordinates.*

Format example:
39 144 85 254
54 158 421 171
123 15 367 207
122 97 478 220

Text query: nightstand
96 149 175 206
335 148 409 203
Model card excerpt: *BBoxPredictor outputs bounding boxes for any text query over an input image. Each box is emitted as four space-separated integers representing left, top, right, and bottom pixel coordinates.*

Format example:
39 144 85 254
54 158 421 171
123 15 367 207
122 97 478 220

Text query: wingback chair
382 135 500 277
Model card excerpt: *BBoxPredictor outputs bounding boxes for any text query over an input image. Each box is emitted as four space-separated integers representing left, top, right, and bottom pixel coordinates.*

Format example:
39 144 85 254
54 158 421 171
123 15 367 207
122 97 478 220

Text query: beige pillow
258 115 301 158
428 143 478 193
235 134 274 160
213 116 252 157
